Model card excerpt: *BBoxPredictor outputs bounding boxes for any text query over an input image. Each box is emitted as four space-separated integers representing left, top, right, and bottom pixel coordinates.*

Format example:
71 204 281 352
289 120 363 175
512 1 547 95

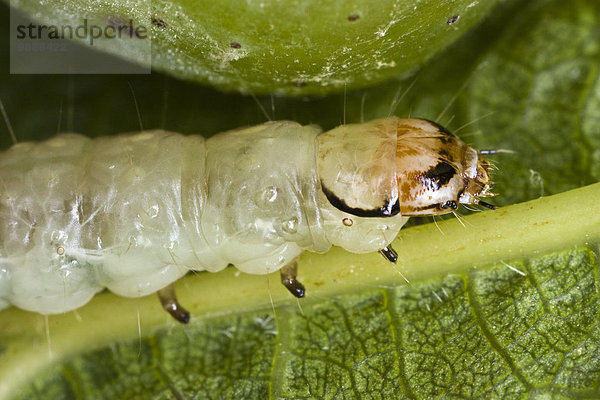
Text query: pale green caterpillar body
0 117 495 323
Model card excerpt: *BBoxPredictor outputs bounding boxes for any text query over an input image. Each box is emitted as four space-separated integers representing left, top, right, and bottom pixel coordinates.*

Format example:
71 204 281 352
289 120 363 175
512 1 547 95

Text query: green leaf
5 0 500 95
1 0 600 398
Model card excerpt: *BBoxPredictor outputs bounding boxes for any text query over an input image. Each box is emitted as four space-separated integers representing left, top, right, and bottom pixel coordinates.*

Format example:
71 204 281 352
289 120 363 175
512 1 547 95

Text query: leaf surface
1 0 600 398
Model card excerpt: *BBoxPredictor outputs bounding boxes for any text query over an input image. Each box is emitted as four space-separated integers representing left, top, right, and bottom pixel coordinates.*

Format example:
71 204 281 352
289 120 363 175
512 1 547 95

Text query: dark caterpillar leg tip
165 305 190 324
280 259 305 298
379 245 398 263
157 284 191 324
176 309 191 324
283 279 306 298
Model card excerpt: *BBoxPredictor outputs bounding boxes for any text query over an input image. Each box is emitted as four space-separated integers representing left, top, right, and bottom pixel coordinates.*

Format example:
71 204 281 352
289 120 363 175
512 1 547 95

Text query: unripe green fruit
9 0 499 95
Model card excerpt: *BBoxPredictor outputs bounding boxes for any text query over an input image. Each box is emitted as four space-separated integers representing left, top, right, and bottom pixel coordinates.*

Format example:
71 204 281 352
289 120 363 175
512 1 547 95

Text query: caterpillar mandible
0 117 496 323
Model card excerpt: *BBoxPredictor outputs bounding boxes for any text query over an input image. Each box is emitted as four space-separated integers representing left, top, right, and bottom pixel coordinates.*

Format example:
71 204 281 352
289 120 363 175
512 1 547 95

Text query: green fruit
8 0 499 95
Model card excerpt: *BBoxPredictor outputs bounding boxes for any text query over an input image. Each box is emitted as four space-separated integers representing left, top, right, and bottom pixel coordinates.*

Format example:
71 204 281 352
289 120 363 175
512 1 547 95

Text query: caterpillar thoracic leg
379 245 399 263
157 284 190 324
280 260 305 298
0 117 496 321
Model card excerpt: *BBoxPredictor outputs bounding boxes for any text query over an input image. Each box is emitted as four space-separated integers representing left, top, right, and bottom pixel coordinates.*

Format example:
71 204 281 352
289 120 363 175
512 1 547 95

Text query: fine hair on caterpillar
0 117 497 324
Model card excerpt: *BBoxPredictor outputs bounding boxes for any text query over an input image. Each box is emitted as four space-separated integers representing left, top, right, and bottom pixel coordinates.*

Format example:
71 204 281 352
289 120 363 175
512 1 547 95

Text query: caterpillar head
317 117 495 219
394 118 495 216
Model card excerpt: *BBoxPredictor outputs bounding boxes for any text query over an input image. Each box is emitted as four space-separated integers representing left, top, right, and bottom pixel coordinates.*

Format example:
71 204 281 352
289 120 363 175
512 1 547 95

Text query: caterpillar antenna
478 200 497 210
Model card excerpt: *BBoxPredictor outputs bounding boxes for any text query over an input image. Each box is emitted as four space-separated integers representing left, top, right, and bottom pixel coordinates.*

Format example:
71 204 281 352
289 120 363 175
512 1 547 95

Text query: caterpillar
0 117 496 323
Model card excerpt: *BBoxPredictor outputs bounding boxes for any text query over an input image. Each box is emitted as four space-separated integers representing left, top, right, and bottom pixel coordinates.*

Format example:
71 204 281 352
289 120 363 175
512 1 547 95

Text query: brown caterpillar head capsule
394 118 495 215
317 117 495 219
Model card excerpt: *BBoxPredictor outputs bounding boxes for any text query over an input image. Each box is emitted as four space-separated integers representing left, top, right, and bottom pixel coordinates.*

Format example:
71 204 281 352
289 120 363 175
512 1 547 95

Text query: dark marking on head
423 119 455 137
447 15 460 25
322 184 400 217
230 42 242 49
421 161 456 191
348 14 360 21
151 17 166 28
437 148 450 159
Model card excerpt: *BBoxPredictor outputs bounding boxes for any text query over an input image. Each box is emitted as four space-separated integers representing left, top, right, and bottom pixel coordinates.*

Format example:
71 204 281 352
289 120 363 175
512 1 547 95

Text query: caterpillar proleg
0 117 495 323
